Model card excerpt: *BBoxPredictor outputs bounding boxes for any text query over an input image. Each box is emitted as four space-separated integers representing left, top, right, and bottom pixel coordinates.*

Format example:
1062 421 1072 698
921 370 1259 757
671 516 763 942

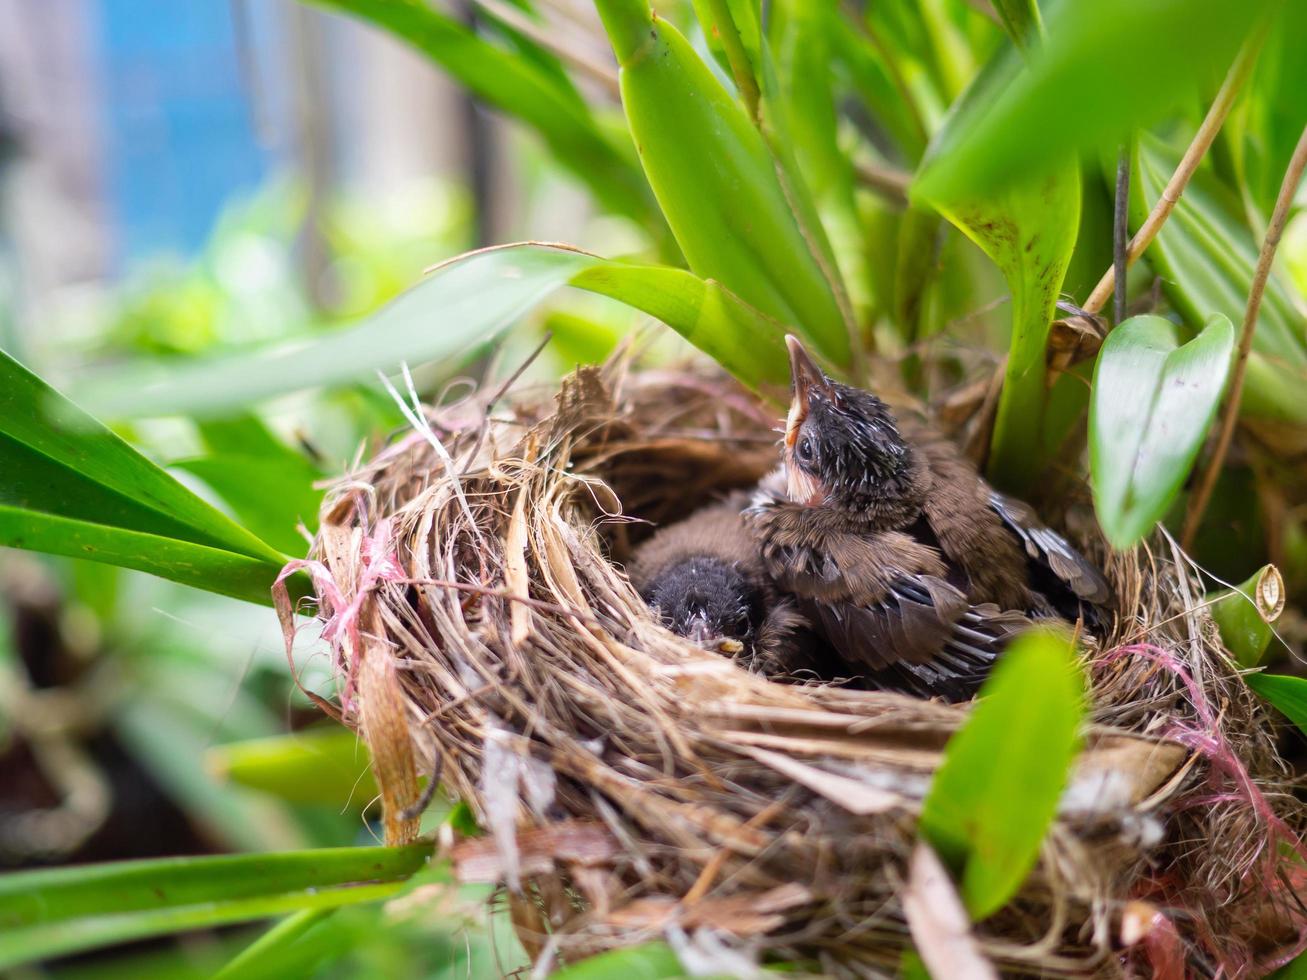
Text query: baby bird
746 336 1111 699
629 493 809 675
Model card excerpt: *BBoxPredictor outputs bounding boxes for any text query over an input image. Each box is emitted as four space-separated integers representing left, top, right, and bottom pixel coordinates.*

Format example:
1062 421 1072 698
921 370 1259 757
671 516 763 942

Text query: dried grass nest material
286 361 1307 978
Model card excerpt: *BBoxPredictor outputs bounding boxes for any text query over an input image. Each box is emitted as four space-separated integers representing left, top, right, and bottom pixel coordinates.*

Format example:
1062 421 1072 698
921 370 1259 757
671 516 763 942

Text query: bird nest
281 360 1307 978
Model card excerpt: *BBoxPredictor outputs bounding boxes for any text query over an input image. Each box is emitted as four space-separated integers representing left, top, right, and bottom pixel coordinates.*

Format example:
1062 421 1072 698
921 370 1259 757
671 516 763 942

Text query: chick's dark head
641 556 760 653
783 336 911 515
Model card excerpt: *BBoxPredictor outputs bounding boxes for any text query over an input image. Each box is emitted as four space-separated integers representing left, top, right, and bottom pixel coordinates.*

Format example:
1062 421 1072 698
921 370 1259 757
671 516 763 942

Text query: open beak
784 335 828 449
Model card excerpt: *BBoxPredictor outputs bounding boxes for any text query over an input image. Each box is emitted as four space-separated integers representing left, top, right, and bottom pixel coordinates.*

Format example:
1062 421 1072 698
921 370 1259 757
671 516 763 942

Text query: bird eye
796 437 815 464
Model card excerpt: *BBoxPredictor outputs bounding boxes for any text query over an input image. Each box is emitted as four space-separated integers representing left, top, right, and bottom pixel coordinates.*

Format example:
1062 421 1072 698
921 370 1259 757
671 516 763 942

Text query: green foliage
1089 314 1234 549
915 37 1080 490
595 0 852 366
206 728 378 806
0 843 436 970
918 629 1084 919
0 349 291 604
913 0 1274 201
1131 137 1307 425
1245 673 1307 735
1207 565 1283 668
548 941 686 979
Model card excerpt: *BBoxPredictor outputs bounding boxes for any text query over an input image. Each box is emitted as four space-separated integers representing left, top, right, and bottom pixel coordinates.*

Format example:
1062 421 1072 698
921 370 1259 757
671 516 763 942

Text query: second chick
629 493 810 675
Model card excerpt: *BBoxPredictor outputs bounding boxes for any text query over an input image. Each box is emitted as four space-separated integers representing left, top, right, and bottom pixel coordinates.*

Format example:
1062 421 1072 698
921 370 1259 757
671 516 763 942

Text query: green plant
3 0 1307 975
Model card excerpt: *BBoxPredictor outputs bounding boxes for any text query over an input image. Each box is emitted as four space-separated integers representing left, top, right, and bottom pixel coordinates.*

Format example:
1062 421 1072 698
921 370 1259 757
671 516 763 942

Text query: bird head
644 557 757 656
783 335 911 514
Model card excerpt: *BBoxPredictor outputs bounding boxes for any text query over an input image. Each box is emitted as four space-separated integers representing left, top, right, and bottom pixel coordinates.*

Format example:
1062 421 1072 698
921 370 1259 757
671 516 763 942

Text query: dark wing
800 574 1030 701
988 491 1111 607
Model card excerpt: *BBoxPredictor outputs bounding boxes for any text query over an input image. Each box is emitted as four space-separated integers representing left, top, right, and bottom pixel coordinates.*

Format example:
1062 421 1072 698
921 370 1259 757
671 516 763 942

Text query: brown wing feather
988 491 1112 606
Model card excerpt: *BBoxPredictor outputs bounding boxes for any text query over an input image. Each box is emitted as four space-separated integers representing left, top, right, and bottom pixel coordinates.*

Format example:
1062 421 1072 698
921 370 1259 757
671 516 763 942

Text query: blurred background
0 2 586 975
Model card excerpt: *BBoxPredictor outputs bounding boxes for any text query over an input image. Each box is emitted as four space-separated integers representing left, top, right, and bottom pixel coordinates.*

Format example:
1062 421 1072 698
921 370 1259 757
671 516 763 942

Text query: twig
1182 123 1307 550
471 0 620 99
1112 146 1130 325
853 160 912 204
1081 33 1263 317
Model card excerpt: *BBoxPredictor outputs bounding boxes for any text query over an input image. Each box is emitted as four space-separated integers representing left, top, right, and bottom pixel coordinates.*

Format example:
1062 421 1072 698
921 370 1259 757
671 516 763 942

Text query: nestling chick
629 493 811 675
746 336 1111 699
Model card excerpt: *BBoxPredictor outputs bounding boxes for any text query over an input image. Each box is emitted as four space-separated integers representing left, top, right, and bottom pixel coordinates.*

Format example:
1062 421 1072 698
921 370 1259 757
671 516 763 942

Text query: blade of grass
0 843 435 971
1245 674 1307 735
918 628 1084 919
215 909 336 980
79 244 792 421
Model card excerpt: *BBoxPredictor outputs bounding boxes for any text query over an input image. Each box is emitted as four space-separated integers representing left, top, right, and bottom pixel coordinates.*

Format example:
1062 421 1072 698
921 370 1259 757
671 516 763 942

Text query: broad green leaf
80 245 791 420
595 0 852 367
1132 137 1307 426
0 351 294 603
1245 673 1307 736
918 629 1084 920
568 261 790 391
914 0 1272 200
1206 565 1285 668
0 349 281 561
549 941 685 979
304 0 663 239
1089 314 1234 549
0 843 435 970
206 728 379 806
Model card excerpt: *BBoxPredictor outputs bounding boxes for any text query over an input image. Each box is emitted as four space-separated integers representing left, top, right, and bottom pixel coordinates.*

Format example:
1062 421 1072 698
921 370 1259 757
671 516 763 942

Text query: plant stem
472 0 621 99
703 0 760 122
854 160 912 204
592 0 652 66
1112 147 1130 324
1182 123 1307 551
1081 33 1263 317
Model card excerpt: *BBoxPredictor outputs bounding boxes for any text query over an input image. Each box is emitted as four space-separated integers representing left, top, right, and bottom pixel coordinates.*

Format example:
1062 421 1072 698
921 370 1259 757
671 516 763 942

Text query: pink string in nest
273 513 404 716
1097 643 1307 976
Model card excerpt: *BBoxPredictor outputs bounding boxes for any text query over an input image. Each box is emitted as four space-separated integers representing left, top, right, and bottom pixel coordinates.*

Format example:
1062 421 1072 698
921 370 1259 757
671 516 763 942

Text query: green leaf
918 628 1084 920
79 245 791 420
304 0 663 239
595 0 852 368
0 843 435 970
1132 137 1307 425
1089 314 1234 549
0 507 284 606
0 348 302 603
0 349 281 561
914 35 1081 491
914 0 1273 200
1245 673 1307 736
1206 565 1285 668
215 909 336 980
991 0 1043 49
206 728 379 806
549 941 685 979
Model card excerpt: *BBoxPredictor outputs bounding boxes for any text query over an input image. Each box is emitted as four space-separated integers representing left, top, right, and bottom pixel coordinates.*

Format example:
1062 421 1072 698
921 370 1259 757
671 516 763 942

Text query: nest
282 360 1307 978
